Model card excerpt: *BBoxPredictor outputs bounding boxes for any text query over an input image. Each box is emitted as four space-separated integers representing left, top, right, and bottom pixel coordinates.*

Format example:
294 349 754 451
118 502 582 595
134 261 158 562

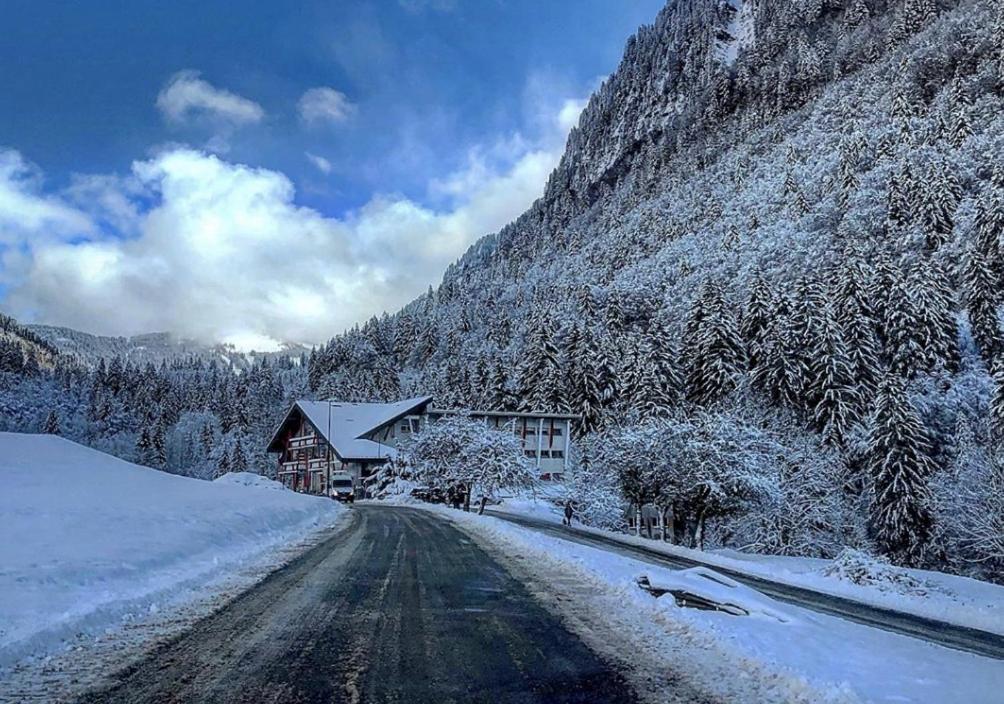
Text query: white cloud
156 70 264 126
2 94 581 349
0 150 92 245
298 87 355 125
305 152 333 174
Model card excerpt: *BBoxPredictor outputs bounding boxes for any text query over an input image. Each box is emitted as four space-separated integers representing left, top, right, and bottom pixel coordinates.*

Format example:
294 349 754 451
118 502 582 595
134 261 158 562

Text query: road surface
487 510 1004 661
77 506 639 704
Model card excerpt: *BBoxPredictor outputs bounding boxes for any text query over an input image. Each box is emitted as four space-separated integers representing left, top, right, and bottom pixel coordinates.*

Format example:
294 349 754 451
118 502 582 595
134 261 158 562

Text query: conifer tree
136 426 153 466
992 357 1004 438
886 263 927 378
215 450 231 480
812 307 860 444
753 294 802 408
741 274 774 369
646 315 684 406
516 312 563 412
913 258 959 371
152 418 167 468
231 436 247 473
791 277 827 411
964 243 1003 364
43 410 61 436
200 422 215 455
686 283 745 405
868 375 935 566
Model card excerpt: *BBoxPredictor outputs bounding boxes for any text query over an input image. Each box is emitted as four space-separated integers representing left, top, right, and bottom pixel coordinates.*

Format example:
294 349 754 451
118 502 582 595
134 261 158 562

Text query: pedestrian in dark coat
563 501 574 526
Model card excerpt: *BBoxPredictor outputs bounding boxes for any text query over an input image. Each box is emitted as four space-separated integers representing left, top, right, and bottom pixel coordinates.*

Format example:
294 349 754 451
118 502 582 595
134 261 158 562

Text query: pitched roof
266 396 432 461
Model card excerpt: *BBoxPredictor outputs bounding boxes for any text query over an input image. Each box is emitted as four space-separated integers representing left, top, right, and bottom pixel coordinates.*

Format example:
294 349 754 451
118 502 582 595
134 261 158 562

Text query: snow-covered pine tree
919 165 957 251
912 258 959 372
686 282 745 406
214 450 231 480
791 276 827 411
752 292 803 408
136 426 153 466
199 421 215 456
964 241 1003 364
992 357 1004 438
622 337 672 419
646 314 684 406
885 163 913 231
812 306 860 445
867 374 936 566
515 311 562 412
43 410 61 436
231 436 247 473
152 417 167 469
948 77 972 148
741 274 774 369
885 261 927 378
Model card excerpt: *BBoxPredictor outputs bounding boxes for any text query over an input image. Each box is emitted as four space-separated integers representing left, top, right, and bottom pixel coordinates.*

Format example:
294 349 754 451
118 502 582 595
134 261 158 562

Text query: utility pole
326 400 332 498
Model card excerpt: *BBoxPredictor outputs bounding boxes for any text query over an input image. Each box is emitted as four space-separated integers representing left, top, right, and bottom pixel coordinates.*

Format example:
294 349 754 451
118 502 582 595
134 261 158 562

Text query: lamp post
326 400 333 498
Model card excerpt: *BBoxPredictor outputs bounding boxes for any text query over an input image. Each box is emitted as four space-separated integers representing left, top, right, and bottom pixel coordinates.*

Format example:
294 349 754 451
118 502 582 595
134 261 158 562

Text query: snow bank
213 471 286 490
640 567 798 624
439 507 1004 704
0 433 344 671
493 499 1004 637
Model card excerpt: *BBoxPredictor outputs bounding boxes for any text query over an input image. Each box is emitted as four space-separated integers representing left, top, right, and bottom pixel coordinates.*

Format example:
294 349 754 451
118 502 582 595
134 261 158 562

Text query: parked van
329 473 355 503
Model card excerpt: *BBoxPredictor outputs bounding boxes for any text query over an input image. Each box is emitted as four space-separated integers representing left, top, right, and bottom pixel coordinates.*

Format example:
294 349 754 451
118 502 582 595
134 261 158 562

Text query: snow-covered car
329 474 355 503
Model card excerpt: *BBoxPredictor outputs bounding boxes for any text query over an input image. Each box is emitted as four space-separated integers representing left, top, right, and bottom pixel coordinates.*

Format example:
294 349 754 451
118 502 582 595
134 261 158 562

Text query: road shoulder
0 513 358 704
435 506 1004 704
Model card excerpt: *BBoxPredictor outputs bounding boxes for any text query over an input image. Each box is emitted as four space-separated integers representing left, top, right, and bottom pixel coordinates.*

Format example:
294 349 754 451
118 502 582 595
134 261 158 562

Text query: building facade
265 397 576 495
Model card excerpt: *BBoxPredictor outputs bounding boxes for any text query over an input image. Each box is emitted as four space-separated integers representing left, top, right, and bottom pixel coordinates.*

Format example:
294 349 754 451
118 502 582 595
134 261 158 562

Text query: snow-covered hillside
0 433 343 670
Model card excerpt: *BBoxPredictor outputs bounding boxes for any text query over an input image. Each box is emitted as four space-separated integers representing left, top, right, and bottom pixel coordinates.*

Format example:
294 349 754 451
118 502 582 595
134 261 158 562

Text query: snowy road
75 506 640 704
486 511 1004 660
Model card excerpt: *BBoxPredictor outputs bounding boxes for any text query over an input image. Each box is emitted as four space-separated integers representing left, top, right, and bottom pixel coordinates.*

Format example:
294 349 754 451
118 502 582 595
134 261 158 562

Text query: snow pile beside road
0 433 344 671
821 548 941 596
213 471 287 490
493 499 1004 636
441 508 1004 704
639 567 799 624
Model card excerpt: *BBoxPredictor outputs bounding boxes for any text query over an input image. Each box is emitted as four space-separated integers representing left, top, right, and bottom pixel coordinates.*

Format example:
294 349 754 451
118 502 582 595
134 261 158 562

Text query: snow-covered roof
267 397 433 461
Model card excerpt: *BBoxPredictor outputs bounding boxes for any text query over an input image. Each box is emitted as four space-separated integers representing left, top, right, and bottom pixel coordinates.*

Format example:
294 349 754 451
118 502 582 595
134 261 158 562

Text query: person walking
563 501 574 526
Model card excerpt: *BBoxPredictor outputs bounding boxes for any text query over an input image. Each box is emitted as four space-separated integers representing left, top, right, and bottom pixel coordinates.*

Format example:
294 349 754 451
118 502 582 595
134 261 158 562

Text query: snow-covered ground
439 507 1004 704
492 496 1004 638
0 433 344 674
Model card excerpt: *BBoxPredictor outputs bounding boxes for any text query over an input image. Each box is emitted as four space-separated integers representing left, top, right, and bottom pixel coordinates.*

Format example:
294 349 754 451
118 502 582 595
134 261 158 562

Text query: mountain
1 0 1001 578
308 0 1004 574
28 325 309 370
0 313 66 373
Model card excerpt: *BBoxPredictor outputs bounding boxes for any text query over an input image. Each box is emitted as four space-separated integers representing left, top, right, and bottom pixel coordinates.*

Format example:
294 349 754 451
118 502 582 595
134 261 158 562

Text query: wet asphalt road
77 506 638 704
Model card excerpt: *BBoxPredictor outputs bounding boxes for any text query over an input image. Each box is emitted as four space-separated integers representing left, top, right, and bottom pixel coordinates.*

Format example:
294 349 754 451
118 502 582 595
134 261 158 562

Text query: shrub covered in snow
821 548 943 596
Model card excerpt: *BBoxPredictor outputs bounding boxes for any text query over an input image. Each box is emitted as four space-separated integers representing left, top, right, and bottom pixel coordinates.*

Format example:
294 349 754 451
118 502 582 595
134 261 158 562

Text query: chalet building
265 396 576 495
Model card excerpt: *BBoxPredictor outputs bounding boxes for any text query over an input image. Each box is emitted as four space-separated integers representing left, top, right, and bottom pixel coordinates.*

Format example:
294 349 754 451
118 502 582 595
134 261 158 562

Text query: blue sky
0 0 663 348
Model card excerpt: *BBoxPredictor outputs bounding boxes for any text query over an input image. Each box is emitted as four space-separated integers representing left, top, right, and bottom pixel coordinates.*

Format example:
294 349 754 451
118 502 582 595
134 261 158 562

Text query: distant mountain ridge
28 324 308 369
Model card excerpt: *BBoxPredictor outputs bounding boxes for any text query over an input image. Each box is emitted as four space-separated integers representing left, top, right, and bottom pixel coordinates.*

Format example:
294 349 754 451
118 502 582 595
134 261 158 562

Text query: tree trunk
464 484 471 513
478 496 488 515
672 506 687 545
694 509 707 551
634 504 641 537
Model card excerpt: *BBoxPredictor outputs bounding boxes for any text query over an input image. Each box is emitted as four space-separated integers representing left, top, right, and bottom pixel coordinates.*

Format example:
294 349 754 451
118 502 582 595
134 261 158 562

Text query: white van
328 473 355 503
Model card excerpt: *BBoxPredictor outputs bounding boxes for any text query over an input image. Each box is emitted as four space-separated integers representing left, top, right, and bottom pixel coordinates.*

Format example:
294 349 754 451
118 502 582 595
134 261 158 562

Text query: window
550 427 563 437
399 423 410 433
551 450 564 459
524 450 537 458
526 427 537 435
540 450 551 459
